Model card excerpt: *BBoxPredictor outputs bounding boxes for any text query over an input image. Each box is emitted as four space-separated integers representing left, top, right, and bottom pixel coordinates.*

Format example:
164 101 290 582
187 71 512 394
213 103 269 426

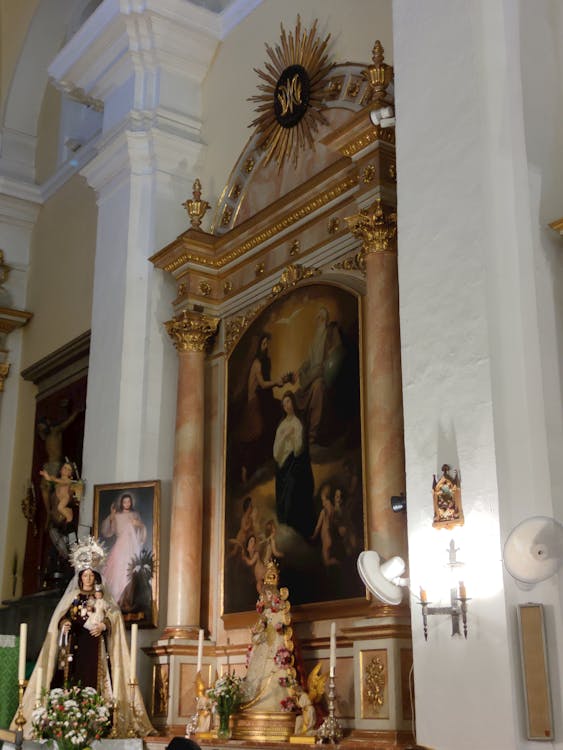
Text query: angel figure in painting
310 482 339 567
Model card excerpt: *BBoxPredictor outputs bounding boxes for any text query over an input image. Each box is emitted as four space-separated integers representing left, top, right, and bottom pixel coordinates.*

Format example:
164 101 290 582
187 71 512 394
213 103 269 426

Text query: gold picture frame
93 479 160 628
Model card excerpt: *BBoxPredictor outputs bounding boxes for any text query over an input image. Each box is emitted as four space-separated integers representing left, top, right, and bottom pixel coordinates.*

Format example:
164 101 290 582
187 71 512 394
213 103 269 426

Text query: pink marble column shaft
165 348 205 636
365 248 408 561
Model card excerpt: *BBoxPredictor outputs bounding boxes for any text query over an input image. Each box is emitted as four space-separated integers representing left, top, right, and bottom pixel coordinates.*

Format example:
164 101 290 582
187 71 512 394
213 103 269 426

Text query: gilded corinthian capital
344 198 397 255
165 310 220 353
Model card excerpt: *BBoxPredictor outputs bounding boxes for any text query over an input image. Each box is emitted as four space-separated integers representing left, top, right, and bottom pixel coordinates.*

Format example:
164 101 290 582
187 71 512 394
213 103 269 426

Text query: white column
0 193 40 601
393 1 563 749
47 0 221 501
47 4 222 660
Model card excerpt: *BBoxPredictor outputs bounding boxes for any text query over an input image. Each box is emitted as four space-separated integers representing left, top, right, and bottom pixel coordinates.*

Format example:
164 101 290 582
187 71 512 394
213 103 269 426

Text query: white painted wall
394 1 563 748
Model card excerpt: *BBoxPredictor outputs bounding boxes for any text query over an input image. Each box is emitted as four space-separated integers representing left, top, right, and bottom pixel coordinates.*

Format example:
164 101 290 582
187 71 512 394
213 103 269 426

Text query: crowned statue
13 536 153 738
230 559 324 742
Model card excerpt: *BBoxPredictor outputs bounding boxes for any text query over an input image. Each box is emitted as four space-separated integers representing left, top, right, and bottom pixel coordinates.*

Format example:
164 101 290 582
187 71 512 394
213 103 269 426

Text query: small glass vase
217 710 231 740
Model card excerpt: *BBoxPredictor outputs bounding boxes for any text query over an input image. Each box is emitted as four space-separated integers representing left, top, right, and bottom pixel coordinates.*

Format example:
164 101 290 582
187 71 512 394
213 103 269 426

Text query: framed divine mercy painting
223 283 366 621
93 480 159 628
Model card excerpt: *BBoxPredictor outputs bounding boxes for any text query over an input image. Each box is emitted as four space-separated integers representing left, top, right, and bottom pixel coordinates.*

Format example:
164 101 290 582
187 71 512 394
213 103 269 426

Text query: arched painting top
212 62 393 233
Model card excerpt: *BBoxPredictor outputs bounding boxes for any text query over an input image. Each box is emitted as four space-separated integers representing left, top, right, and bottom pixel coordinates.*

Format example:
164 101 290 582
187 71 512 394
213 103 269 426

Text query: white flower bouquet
32 686 112 750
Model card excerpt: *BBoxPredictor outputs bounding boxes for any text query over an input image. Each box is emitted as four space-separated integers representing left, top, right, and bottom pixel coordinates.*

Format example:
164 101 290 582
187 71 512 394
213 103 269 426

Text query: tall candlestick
419 587 427 603
113 666 121 696
197 628 204 674
18 623 27 682
35 666 43 701
130 624 138 682
329 621 336 677
459 581 467 599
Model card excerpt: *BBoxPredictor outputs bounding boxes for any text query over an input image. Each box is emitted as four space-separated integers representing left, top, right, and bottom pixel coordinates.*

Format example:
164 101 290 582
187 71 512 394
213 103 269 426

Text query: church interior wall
393 1 563 748
34 83 62 184
0 0 40 119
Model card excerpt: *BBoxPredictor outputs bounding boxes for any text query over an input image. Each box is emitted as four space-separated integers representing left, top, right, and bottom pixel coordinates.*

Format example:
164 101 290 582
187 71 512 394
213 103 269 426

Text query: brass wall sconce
419 540 470 640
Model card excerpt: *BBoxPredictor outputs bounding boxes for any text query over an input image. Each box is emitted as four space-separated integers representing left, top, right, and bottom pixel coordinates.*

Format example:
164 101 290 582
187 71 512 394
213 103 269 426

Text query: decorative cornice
160 174 358 273
165 310 219 353
0 307 33 335
0 177 42 213
48 0 220 110
344 198 397 255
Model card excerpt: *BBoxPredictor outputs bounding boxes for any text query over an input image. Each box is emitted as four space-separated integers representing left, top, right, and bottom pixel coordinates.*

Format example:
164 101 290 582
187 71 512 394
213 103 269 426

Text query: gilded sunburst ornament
249 16 334 169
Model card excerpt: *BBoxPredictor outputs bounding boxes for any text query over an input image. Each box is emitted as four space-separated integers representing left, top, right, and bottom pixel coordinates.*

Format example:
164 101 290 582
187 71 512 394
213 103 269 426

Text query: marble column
164 310 219 637
346 199 407 561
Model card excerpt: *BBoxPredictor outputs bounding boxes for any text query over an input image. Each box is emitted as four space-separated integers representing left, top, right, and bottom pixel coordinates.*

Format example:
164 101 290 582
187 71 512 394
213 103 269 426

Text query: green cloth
0 635 18 729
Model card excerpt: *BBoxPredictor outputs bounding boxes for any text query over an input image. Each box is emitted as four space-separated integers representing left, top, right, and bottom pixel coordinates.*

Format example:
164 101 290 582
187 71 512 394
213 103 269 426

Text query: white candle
197 628 204 674
35 666 43 701
329 621 336 677
130 624 138 682
18 623 27 682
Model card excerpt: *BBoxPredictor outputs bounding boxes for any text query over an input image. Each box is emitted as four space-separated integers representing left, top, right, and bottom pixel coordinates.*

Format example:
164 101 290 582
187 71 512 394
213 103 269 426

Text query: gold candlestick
126 679 140 738
109 698 119 738
14 681 27 750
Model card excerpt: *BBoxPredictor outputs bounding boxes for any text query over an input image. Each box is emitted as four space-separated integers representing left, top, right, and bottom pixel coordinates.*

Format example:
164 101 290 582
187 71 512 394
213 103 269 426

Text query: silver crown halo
69 536 106 573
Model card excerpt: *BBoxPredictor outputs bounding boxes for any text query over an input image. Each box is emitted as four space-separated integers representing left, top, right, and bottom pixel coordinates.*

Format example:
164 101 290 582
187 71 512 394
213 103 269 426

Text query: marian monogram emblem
249 17 333 169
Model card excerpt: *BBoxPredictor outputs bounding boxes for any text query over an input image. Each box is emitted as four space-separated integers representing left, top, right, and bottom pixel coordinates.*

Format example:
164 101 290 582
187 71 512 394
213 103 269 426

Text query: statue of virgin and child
13 536 153 738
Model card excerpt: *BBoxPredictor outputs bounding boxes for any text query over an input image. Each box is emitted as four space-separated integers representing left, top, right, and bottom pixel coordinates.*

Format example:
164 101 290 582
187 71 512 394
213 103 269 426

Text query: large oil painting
224 283 365 615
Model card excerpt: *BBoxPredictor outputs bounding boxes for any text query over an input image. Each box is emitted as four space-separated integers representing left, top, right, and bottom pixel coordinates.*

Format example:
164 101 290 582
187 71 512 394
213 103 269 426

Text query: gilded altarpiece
150 28 412 743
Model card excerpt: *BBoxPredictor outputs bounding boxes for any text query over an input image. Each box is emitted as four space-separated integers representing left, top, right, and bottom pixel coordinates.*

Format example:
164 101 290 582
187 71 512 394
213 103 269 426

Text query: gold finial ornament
363 40 393 105
344 199 397 256
183 179 210 230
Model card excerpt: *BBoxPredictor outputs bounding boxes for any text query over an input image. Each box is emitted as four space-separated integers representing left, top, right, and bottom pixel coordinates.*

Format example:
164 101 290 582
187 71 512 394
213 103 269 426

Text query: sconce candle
18 623 27 682
329 622 336 677
196 628 204 674
130 624 138 682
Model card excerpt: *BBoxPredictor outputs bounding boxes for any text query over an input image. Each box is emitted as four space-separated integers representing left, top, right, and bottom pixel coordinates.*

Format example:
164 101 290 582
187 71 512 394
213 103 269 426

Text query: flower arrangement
274 646 292 668
280 695 298 712
32 686 111 750
207 672 243 739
